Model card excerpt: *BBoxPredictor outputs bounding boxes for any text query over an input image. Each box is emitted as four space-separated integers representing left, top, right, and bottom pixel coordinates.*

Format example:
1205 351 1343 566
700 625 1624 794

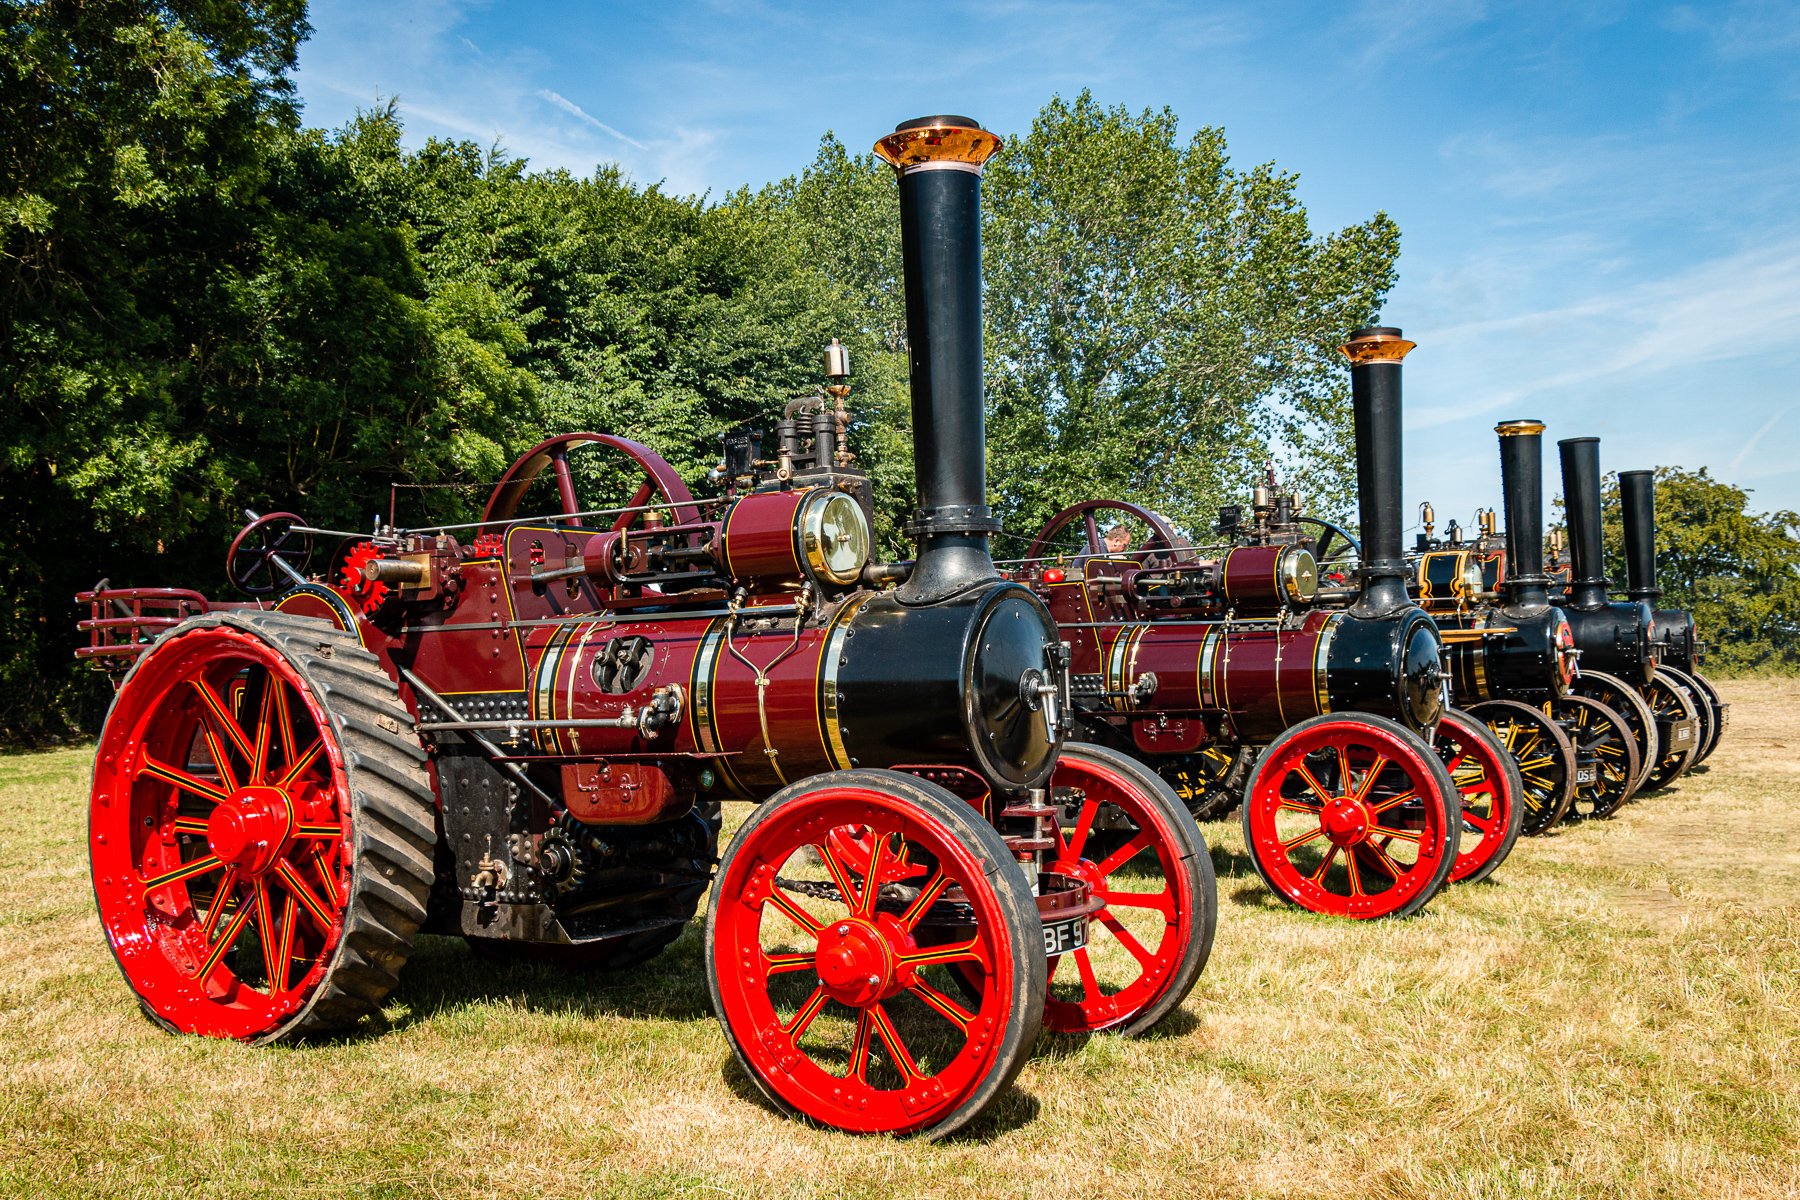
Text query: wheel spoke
818 841 864 916
764 950 817 975
277 740 324 790
1063 791 1098 860
253 881 281 987
765 885 825 936
1098 911 1157 969
898 870 950 930
1308 845 1340 883
1074 945 1101 999
273 893 298 994
848 1009 875 1083
198 867 240 940
171 816 211 835
138 754 231 805
251 679 277 785
857 836 890 918
1092 829 1152 877
1103 888 1175 919
1362 840 1407 878
193 898 255 982
867 1003 922 1083
1351 755 1390 804
192 679 255 769
784 984 829 1038
1277 798 1323 817
1280 823 1327 853
143 854 223 892
908 978 975 1032
307 843 342 907
1346 848 1365 897
274 861 336 931
900 937 982 968
1294 764 1335 805
1367 788 1418 815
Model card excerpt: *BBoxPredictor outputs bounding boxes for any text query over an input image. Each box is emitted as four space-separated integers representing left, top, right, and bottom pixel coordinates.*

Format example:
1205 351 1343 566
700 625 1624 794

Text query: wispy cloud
1731 407 1790 471
536 90 646 150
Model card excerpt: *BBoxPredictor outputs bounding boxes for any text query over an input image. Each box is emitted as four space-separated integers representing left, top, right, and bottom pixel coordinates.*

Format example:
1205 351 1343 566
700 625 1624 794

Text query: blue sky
294 0 1800 531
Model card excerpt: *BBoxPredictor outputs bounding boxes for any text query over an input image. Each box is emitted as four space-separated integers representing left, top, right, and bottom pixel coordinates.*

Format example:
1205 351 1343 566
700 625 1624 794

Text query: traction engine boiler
74 115 1218 1139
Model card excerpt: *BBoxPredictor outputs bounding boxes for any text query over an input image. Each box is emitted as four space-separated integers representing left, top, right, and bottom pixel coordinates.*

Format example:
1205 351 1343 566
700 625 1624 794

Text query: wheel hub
1320 796 1371 847
813 919 895 1008
207 786 296 876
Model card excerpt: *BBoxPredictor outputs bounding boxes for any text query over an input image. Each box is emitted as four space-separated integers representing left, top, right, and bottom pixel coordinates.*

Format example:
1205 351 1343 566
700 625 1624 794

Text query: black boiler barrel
875 117 1004 605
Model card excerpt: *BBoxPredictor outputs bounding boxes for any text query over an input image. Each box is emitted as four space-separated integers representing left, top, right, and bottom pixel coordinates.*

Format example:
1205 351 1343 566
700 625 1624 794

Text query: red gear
470 532 505 559
339 542 391 614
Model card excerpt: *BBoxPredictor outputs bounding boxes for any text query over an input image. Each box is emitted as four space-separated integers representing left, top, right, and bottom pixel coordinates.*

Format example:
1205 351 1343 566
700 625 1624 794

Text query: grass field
2 680 1796 1199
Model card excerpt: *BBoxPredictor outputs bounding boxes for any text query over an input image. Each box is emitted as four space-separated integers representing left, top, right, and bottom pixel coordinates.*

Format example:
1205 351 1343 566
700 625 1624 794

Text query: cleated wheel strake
705 770 1043 1138
1435 709 1524 885
89 612 435 1042
1042 744 1215 1036
1241 714 1460 919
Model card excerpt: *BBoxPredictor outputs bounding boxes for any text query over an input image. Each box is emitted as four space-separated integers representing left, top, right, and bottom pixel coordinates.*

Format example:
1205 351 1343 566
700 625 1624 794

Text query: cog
339 541 391 614
470 532 505 560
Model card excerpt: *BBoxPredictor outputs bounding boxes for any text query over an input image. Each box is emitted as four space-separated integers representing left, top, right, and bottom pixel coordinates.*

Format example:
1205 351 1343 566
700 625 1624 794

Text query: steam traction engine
1550 442 1710 791
74 116 1217 1138
1013 328 1513 917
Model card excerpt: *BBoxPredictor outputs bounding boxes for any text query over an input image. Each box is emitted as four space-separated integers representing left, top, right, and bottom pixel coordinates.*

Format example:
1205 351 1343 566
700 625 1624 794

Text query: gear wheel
470 532 505 559
339 541 391 614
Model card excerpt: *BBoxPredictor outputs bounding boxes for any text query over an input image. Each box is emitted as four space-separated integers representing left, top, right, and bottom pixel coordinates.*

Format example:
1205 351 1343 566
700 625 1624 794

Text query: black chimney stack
875 116 1004 605
1619 468 1661 603
1558 436 1608 611
1340 326 1415 616
1495 420 1550 609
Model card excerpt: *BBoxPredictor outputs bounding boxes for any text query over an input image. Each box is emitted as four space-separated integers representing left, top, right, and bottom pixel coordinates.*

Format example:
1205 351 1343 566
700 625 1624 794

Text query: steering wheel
1295 516 1360 569
482 432 701 531
226 511 314 596
1025 499 1195 564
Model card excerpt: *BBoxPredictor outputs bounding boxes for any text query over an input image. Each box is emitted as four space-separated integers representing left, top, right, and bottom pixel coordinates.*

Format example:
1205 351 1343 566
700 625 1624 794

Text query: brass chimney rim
1496 419 1547 437
1339 325 1416 364
875 117 1003 174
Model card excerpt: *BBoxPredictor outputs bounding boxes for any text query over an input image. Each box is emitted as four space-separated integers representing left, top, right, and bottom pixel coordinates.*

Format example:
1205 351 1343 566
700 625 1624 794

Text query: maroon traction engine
75 116 1218 1138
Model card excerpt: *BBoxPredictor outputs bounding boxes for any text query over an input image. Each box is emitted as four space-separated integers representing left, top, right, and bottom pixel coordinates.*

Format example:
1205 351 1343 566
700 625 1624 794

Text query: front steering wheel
226 511 314 596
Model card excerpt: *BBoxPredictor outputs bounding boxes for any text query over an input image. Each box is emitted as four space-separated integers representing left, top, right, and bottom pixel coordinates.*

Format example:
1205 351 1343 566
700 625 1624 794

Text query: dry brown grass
2 681 1796 1199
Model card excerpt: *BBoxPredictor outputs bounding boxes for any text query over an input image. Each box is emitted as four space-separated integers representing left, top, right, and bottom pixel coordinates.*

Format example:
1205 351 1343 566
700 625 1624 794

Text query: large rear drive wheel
1043 744 1215 1036
1241 714 1460 919
705 770 1044 1137
1548 695 1641 821
1466 699 1578 836
1436 709 1524 885
89 612 436 1042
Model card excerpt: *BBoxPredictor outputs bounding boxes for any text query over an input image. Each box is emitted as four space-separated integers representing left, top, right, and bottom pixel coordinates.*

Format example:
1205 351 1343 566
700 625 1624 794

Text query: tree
1599 467 1800 673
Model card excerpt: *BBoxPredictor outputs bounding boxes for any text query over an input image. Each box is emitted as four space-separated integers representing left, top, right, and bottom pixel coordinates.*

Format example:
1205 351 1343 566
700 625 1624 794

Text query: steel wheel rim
1436 713 1515 883
90 626 351 1038
1552 697 1638 820
1640 672 1698 789
709 787 1021 1134
1042 756 1197 1033
1245 723 1452 918
1474 704 1573 836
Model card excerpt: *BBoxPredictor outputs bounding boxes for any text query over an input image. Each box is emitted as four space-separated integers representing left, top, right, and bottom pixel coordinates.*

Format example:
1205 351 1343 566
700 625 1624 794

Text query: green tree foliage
1598 467 1800 673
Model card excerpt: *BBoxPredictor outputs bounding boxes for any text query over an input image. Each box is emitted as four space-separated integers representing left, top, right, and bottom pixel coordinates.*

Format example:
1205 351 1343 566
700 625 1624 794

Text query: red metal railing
75 584 209 669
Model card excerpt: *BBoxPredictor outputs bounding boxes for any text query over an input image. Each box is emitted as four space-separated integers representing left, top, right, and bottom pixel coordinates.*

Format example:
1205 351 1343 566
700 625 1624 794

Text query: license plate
1575 767 1597 784
1676 726 1692 742
1043 914 1087 957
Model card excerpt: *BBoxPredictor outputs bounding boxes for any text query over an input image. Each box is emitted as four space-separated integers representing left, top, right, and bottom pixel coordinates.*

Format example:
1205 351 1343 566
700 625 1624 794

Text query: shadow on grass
375 927 715 1033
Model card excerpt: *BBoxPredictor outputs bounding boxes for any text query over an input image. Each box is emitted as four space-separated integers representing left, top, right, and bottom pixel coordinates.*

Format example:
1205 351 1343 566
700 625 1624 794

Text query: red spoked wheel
1436 709 1524 884
1038 744 1215 1035
1241 714 1460 919
705 770 1044 1137
89 612 436 1042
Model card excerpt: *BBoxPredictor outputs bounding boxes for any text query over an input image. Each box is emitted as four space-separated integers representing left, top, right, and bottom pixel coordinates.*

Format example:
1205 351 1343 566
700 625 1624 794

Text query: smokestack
1339 326 1415 616
1619 468 1660 603
1495 420 1550 608
1558 437 1608 610
875 116 1003 605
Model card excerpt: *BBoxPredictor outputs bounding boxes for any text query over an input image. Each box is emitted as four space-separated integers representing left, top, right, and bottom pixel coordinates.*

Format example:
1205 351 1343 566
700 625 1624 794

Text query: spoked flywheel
1570 670 1659 796
1040 744 1216 1035
705 770 1044 1138
89 611 436 1041
1240 713 1461 919
1465 698 1578 836
1547 695 1641 821
1435 708 1524 885
1154 742 1254 822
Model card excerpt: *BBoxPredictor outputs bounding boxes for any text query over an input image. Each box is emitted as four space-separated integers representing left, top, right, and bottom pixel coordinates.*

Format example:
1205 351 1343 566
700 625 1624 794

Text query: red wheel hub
207 786 297 876
1320 796 1372 846
814 919 896 1007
